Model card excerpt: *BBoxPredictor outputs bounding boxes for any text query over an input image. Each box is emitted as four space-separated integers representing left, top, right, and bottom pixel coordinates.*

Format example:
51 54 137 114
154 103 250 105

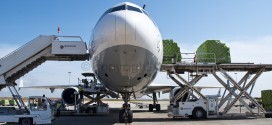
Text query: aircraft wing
135 83 176 98
135 83 223 98
193 85 224 92
144 85 175 94
20 84 78 89
18 79 78 93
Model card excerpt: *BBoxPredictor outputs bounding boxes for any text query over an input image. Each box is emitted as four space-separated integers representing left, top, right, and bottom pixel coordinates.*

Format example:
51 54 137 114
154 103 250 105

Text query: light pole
234 73 237 82
68 72 71 85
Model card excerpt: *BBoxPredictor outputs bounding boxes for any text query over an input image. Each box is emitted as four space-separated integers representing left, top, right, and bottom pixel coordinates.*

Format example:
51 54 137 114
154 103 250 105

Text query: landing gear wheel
19 118 33 125
127 110 133 123
149 104 153 112
120 92 133 123
155 104 161 111
265 114 270 118
192 107 206 119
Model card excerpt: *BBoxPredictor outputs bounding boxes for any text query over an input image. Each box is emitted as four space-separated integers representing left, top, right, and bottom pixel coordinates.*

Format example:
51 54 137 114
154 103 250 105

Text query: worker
83 79 89 88
56 101 61 117
79 85 84 100
94 78 97 84
41 99 47 110
194 54 198 64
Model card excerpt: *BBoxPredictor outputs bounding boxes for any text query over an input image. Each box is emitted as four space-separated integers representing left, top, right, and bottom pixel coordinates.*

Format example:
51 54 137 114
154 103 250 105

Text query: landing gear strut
119 93 133 123
149 92 161 112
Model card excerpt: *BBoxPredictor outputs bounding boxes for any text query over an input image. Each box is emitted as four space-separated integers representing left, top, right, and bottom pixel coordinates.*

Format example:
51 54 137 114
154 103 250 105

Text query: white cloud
0 44 19 58
228 36 272 63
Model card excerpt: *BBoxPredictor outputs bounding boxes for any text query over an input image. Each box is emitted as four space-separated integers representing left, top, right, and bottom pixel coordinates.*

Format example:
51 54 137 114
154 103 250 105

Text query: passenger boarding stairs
0 35 88 88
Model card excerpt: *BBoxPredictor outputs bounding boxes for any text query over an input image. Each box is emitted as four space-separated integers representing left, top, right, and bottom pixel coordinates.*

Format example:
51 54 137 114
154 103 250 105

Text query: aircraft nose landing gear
119 93 133 123
119 104 133 123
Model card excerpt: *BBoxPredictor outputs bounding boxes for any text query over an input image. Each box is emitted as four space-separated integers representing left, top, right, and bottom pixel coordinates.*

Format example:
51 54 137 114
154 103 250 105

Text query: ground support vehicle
0 95 53 125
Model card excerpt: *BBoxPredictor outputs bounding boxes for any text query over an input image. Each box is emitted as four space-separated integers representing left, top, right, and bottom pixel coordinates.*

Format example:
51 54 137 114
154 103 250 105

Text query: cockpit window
111 5 126 13
97 4 144 26
127 5 142 13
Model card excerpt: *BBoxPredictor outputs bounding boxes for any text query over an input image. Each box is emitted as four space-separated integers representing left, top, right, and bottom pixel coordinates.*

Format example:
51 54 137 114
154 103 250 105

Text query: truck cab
0 96 53 125
168 87 220 119
27 96 54 124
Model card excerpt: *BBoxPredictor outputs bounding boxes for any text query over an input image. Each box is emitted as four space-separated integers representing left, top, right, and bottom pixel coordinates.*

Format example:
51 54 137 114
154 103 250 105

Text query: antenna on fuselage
143 4 146 9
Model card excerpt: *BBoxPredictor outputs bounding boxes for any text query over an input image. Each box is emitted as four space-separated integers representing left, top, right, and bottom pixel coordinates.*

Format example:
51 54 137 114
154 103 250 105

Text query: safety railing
0 36 84 62
196 52 217 64
0 36 42 61
56 36 84 42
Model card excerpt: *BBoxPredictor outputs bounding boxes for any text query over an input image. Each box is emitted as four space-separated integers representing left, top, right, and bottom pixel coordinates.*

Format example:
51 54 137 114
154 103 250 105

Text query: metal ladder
175 73 206 99
169 73 206 103
7 85 28 113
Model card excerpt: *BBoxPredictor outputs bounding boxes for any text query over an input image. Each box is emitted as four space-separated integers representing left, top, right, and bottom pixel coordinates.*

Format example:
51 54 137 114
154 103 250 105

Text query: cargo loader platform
161 63 272 118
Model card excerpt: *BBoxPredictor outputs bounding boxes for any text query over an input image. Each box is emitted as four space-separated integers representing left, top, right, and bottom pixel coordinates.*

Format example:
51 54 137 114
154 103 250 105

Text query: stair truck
0 96 53 125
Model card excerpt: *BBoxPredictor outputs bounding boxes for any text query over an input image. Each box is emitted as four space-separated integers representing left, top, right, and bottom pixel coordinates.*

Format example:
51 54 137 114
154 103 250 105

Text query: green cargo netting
1 100 9 106
9 100 15 106
261 90 272 111
196 40 231 64
163 39 182 64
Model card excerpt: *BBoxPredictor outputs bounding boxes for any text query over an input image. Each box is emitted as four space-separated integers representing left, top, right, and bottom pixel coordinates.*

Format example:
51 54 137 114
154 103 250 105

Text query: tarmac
1 100 272 125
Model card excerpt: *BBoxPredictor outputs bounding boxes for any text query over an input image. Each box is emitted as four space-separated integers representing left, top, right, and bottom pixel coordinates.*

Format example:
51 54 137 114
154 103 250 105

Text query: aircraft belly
92 45 159 93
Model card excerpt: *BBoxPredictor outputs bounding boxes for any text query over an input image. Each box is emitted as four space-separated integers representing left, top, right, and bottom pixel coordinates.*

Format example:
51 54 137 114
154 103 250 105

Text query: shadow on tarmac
1 108 257 125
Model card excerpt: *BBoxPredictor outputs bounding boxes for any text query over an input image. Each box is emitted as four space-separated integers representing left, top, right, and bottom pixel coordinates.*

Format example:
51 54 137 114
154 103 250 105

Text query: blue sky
1 0 272 45
1 0 272 98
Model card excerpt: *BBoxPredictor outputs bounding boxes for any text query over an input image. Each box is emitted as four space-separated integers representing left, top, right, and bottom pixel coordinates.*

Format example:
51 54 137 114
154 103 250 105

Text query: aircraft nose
115 12 136 44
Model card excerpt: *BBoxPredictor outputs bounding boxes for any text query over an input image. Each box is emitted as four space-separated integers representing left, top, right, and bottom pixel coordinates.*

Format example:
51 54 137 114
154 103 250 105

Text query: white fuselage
90 3 163 93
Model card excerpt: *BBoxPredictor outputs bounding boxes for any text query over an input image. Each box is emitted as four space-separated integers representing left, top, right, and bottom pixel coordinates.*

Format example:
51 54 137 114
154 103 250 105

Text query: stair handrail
0 35 44 61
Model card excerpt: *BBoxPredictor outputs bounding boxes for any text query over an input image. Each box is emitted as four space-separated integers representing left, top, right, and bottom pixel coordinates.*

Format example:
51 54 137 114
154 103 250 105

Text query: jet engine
61 88 79 105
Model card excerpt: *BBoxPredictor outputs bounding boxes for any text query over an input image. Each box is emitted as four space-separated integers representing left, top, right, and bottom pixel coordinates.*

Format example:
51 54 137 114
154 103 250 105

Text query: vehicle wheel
127 110 133 123
264 114 270 118
192 107 207 119
85 107 91 113
155 104 161 111
19 118 33 125
92 107 97 114
188 115 194 119
119 110 125 123
149 104 153 112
